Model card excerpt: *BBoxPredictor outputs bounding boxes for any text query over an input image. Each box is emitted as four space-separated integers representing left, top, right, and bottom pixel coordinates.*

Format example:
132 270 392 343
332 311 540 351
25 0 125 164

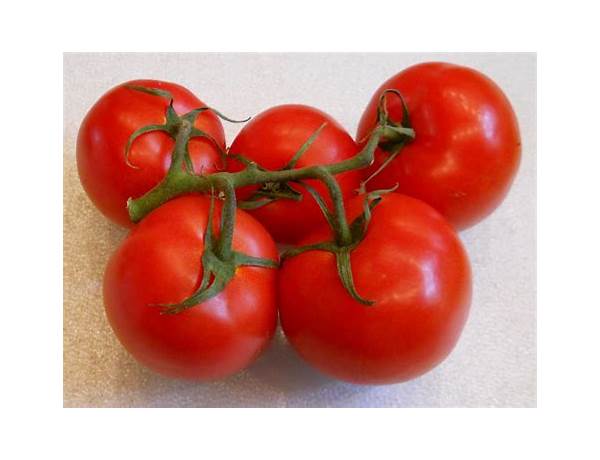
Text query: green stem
168 119 192 173
214 178 236 260
127 127 384 223
309 167 351 246
359 148 402 194
381 125 415 143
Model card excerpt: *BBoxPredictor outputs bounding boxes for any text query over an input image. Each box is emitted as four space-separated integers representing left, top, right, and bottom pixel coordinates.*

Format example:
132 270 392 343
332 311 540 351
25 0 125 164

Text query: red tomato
356 62 521 230
279 193 472 384
77 80 225 227
228 104 361 243
103 195 278 380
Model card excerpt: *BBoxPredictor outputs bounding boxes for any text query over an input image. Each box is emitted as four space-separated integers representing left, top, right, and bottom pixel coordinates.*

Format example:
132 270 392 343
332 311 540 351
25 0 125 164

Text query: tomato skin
103 195 278 380
278 194 471 384
356 62 521 230
228 104 361 243
77 80 225 227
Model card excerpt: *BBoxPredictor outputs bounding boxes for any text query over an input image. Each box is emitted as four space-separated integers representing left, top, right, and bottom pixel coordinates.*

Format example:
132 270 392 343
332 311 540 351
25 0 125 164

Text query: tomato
356 62 521 230
227 104 361 243
103 195 278 380
77 80 225 227
278 193 471 384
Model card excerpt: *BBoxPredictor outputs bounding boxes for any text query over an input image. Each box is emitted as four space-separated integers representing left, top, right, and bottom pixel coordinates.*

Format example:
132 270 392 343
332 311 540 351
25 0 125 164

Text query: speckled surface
63 53 536 407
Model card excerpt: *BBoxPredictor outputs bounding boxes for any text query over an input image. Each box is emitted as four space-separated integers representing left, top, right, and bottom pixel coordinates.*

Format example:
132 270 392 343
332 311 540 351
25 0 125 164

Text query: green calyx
358 89 416 194
122 85 412 312
124 85 248 172
237 182 303 210
236 122 327 210
377 89 415 151
281 187 395 306
156 188 278 315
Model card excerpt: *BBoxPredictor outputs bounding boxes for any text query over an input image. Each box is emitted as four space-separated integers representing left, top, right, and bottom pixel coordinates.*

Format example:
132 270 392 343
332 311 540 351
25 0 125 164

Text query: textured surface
63 53 536 407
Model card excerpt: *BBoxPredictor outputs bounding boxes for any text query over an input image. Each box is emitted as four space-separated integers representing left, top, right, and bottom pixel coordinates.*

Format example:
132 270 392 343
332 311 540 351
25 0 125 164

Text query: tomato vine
124 86 415 310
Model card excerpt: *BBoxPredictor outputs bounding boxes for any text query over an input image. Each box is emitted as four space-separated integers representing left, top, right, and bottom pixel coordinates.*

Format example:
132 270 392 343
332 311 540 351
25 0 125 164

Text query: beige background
63 53 536 407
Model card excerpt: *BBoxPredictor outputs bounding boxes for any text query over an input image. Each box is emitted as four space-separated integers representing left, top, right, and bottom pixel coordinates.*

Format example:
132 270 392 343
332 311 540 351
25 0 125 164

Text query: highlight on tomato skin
102 195 278 381
356 62 521 230
278 193 472 385
76 80 225 227
227 104 362 244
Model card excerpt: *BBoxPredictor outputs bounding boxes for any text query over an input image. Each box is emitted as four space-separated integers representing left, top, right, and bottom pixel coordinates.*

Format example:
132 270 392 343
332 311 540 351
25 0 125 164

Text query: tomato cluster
77 62 520 385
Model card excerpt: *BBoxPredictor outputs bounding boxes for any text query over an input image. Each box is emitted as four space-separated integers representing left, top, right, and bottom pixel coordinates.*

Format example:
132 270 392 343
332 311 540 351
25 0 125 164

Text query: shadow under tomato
103 318 438 407
244 329 333 390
